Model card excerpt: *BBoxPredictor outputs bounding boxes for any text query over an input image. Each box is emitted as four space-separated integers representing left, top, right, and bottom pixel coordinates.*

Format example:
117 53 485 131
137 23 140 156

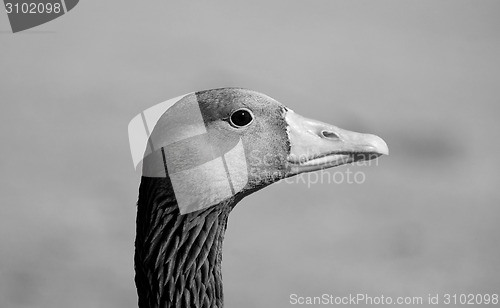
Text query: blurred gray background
1 1 499 307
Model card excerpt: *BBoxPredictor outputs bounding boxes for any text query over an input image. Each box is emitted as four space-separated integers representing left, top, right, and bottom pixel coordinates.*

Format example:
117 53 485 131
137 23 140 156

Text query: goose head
139 88 388 213
133 87 388 307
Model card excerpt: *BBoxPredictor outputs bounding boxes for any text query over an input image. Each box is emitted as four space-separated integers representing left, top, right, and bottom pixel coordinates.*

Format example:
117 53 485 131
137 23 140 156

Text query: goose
133 88 388 308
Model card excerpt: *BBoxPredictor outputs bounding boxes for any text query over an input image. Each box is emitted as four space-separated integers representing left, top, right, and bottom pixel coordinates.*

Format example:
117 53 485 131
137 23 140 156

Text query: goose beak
285 110 389 175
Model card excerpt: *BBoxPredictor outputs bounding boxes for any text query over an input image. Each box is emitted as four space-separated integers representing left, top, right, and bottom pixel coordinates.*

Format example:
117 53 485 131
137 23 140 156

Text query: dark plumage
134 88 388 308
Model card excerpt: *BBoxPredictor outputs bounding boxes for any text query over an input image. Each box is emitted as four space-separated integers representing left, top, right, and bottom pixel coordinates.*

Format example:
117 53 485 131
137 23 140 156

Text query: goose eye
230 109 254 127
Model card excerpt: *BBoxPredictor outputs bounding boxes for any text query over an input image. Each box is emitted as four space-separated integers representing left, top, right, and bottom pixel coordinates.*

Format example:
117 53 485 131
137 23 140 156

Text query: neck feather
135 176 235 308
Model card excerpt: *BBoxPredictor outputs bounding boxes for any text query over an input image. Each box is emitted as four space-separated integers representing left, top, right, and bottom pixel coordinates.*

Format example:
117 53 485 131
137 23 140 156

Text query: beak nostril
321 130 340 139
